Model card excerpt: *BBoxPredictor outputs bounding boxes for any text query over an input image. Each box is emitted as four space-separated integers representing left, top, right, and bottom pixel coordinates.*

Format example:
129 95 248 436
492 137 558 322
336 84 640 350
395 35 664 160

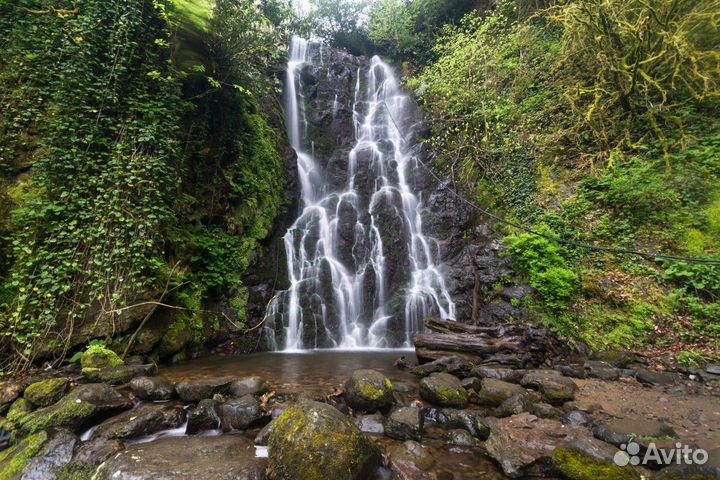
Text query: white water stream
266 37 454 351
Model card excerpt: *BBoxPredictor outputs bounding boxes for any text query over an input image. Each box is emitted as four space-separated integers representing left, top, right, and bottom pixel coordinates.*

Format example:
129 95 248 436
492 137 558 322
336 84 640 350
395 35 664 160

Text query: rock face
485 412 587 478
419 373 468 408
268 400 381 480
97 435 267 480
344 369 395 413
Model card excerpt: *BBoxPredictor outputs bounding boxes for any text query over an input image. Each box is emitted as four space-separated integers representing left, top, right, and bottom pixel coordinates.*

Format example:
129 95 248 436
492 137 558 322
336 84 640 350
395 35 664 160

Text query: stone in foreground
343 369 395 413
419 372 468 408
552 436 639 480
97 435 266 479
268 400 381 480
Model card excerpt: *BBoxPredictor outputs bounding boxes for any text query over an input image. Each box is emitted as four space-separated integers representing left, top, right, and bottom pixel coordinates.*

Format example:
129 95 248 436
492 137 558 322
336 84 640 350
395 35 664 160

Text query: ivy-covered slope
411 0 720 364
0 0 290 370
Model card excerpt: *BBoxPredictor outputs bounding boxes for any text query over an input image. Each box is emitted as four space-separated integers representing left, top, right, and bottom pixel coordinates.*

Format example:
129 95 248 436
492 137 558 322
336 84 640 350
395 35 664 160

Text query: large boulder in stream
343 369 395 413
268 400 381 480
92 403 186 440
97 435 266 480
419 372 468 408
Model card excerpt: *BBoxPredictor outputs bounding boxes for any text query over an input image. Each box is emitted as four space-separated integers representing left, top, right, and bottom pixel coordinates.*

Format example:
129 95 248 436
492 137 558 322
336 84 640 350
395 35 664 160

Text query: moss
58 464 97 480
157 317 192 357
268 401 380 480
357 383 385 401
553 445 639 480
80 344 124 370
23 378 69 408
6 398 32 425
13 388 101 435
0 430 48 480
436 386 468 406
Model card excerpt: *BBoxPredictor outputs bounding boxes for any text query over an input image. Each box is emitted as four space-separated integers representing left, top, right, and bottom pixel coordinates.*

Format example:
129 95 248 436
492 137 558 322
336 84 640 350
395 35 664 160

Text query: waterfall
267 37 455 351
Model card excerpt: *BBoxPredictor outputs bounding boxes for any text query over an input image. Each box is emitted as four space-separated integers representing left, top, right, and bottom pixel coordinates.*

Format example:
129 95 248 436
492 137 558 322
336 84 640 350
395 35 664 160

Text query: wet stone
476 378 526 407
354 413 385 434
385 407 424 441
186 399 221 434
219 394 265 431
419 373 468 408
447 428 477 447
129 376 175 401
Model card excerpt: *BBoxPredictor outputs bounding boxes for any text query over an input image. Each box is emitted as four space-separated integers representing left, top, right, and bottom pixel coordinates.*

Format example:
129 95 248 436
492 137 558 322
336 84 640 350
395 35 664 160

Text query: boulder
461 377 481 392
229 376 270 397
485 412 587 478
553 436 640 480
186 399 221 434
470 366 525 384
12 383 131 435
268 400 381 480
81 345 124 370
83 364 157 384
254 418 277 446
219 394 265 431
521 371 577 405
419 373 468 408
584 361 621 381
23 378 69 408
129 376 175 401
495 392 537 417
175 376 237 402
0 430 50 479
411 356 472 378
92 403 186 439
386 440 434 480
384 407 424 441
562 410 594 428
635 368 676 386
476 378 526 407
593 418 676 448
343 369 394 413
17 430 77 479
97 435 266 480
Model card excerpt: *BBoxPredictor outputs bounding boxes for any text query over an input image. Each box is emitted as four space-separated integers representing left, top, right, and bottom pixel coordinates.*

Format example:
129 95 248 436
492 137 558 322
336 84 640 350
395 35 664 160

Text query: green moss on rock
0 430 48 480
24 378 69 408
268 400 381 480
553 443 639 480
80 344 124 371
343 369 395 413
157 318 193 358
419 373 468 408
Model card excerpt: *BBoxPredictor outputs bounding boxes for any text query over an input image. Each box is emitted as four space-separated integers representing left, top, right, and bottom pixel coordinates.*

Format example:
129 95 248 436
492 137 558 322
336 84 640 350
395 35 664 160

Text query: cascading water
266 37 455 351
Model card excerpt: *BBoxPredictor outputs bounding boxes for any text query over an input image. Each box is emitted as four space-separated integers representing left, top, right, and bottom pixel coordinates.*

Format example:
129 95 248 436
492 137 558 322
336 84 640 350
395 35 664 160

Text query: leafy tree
298 0 373 55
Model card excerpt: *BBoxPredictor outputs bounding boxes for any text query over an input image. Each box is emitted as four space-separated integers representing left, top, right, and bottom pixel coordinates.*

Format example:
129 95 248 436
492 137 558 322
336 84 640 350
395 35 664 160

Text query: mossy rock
24 378 69 408
82 364 156 385
552 437 639 480
157 318 193 358
343 369 394 413
80 345 124 371
6 398 32 426
13 384 131 436
419 373 468 408
0 430 48 480
268 400 381 480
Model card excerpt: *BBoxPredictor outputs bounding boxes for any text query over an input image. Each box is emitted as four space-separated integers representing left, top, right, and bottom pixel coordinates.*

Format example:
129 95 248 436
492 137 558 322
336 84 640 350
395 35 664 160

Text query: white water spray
267 37 454 351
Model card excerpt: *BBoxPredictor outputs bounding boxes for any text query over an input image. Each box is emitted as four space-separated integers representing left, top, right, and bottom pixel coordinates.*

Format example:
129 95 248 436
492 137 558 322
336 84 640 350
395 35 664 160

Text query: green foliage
504 226 578 312
676 349 708 368
297 0 373 55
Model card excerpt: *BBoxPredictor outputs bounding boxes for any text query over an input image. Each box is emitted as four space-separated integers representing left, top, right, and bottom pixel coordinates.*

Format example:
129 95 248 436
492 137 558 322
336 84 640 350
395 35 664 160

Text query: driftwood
414 317 566 368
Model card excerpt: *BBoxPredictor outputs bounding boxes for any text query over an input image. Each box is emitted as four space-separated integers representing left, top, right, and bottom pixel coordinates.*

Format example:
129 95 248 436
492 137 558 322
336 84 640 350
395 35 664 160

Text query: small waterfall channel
266 37 455 351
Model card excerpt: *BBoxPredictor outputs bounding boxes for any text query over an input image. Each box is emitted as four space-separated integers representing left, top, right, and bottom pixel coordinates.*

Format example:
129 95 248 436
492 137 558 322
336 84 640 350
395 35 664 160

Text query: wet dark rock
476 378 526 407
19 430 77 480
229 376 270 397
93 403 186 440
97 435 266 480
447 428 477 447
354 414 385 434
186 399 220 434
129 376 175 401
219 394 265 431
500 286 534 301
175 376 237 402
635 368 677 386
495 392 537 417
521 371 577 405
591 350 645 368
485 412 588 478
530 402 564 420
254 417 277 445
470 366 525 384
13 383 131 435
584 361 621 381
436 409 490 439
562 410 594 428
552 436 639 480
386 440 434 480
593 418 676 448
71 437 125 466
706 364 720 376
385 407 424 441
343 369 395 413
557 364 586 379
83 364 157 384
411 356 471 378
419 373 468 408
268 400 381 480
23 378 69 408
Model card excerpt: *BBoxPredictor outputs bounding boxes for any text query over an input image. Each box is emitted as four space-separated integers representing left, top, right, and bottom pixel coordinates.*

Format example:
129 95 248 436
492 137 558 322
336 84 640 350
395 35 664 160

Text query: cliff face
239 43 528 353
